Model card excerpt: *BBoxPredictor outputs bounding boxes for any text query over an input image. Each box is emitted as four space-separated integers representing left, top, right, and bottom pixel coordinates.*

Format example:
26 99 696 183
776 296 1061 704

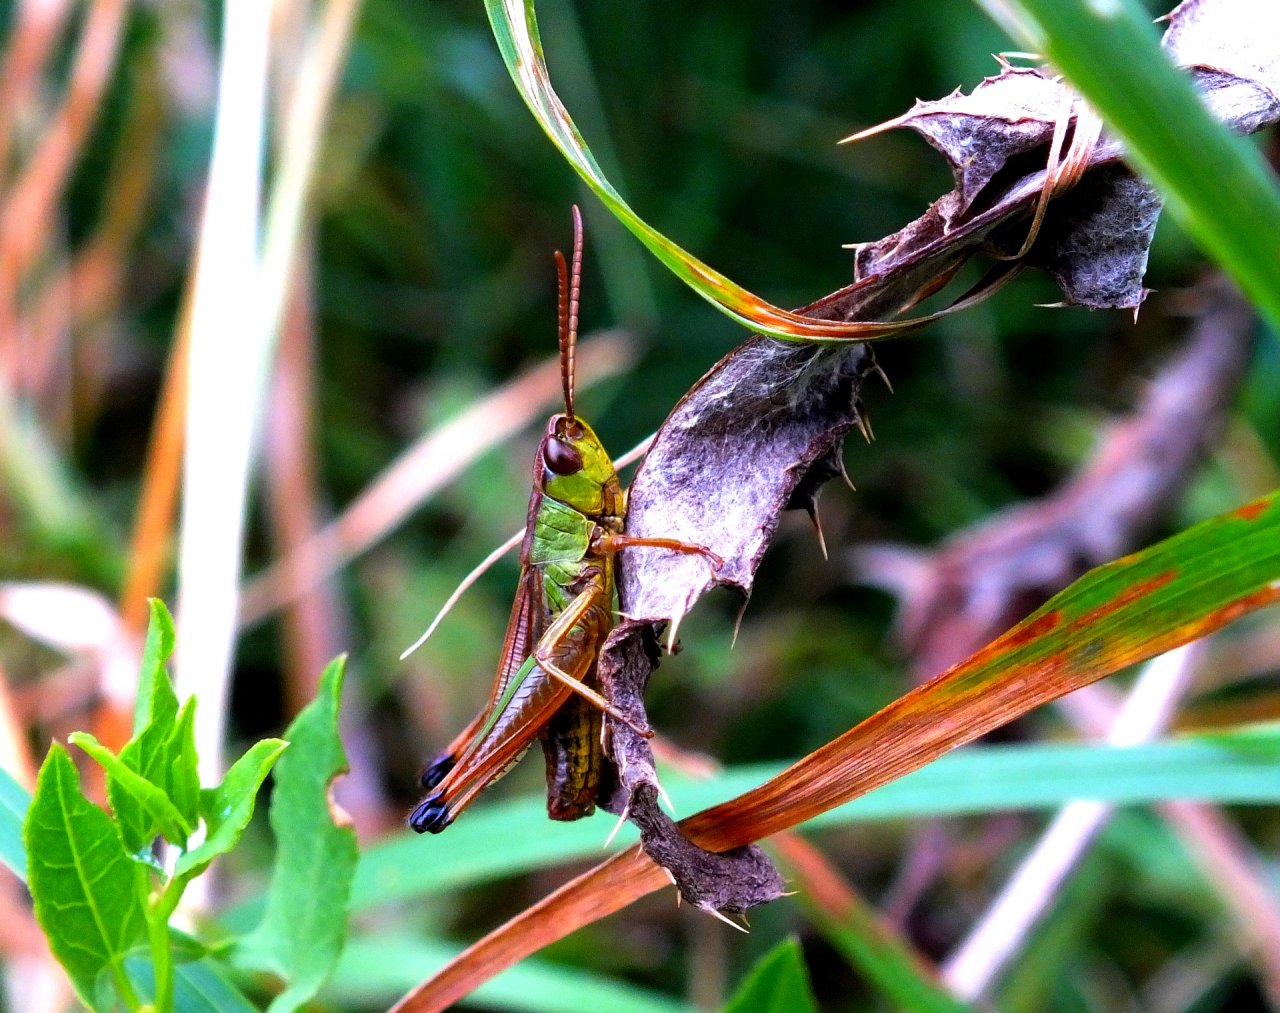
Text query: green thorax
530 414 623 611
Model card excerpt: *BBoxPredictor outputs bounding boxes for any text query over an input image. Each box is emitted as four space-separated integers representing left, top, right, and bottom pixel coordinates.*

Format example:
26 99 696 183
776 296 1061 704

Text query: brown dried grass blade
119 293 191 636
390 492 1280 1010
0 0 127 320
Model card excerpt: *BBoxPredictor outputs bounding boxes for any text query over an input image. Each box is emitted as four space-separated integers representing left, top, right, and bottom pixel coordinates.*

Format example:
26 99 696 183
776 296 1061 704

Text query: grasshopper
410 207 719 833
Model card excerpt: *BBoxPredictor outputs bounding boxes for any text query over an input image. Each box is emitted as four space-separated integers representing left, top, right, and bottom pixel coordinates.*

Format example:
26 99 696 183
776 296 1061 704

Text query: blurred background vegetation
1 0 1278 1010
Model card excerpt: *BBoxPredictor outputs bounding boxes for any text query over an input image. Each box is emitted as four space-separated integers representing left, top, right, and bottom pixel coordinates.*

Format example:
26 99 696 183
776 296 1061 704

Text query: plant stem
147 885 183 1013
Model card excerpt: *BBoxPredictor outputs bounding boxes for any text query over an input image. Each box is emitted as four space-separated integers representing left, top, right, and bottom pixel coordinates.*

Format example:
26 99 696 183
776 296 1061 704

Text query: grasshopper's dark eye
545 437 583 476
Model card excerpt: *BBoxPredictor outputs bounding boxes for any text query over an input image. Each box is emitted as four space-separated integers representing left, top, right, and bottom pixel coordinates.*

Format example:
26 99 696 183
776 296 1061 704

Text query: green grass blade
977 0 1280 334
0 766 30 881
328 723 1280 913
328 935 693 1013
806 906 971 1013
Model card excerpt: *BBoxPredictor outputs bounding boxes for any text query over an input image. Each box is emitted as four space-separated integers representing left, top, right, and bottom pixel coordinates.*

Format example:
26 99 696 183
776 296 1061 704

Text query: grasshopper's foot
409 794 454 834
418 753 456 792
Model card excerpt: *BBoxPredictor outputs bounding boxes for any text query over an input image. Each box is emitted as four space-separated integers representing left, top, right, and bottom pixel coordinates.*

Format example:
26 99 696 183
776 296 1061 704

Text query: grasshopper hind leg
418 752 456 792
409 793 454 834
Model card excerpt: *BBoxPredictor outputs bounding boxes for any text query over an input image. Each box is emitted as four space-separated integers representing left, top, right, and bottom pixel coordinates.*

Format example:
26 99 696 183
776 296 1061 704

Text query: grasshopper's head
539 412 619 517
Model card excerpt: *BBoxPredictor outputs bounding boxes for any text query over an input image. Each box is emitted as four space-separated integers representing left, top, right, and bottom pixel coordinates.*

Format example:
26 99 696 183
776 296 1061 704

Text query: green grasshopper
410 207 719 833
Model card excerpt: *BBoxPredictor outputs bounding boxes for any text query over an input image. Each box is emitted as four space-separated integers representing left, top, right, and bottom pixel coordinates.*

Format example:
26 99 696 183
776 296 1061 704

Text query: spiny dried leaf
855 68 1074 222
1020 165 1162 309
622 341 877 612
595 1 1279 913
626 785 784 915
598 341 875 905
824 6 1278 317
1163 0 1280 135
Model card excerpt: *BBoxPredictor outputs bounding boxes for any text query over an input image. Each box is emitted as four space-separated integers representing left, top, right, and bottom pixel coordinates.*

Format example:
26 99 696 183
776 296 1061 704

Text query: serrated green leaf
234 657 356 1013
0 766 30 881
135 599 178 736
174 737 287 880
113 608 192 854
165 698 202 828
71 732 192 847
23 744 149 1008
722 937 818 1013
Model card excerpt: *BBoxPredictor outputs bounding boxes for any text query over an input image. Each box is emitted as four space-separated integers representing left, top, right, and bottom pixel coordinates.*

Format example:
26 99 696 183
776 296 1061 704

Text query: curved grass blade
484 0 935 344
389 490 1280 1012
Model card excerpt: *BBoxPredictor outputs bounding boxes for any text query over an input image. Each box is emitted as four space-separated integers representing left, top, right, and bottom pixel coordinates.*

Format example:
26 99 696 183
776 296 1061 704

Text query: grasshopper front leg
597 533 723 571
534 575 653 739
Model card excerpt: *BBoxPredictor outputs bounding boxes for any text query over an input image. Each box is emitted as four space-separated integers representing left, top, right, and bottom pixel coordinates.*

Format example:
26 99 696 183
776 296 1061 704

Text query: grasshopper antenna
554 205 584 422
401 527 525 659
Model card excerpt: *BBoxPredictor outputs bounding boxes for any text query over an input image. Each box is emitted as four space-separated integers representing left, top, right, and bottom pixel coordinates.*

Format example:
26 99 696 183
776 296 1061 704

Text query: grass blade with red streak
392 490 1280 1011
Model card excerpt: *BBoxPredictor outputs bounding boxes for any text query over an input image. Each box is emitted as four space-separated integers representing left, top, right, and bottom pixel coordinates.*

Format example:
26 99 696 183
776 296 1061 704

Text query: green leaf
23 744 148 1009
977 0 1280 335
135 598 178 735
233 657 356 1013
126 955 262 1013
174 736 287 880
70 731 193 847
110 604 198 853
165 697 202 828
0 765 30 881
722 937 818 1013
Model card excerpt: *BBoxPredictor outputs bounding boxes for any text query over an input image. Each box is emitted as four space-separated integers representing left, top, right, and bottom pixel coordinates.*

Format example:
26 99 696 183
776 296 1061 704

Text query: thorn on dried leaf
835 453 856 493
869 360 893 393
700 905 750 932
854 407 875 444
665 599 689 653
731 596 750 649
604 801 632 848
804 504 829 561
655 774 676 816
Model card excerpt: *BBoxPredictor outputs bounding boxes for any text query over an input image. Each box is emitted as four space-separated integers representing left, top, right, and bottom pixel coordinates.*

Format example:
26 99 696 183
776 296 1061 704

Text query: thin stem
147 889 174 1013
